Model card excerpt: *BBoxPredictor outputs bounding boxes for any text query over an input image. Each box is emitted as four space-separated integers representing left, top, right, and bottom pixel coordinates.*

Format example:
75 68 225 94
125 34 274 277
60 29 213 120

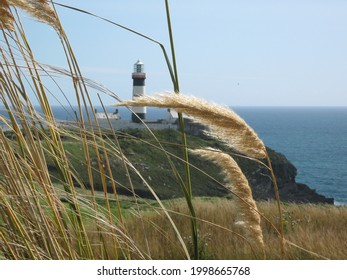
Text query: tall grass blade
164 0 197 260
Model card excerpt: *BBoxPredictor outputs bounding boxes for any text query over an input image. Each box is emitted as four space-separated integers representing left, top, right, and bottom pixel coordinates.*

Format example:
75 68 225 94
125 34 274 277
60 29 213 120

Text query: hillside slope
52 129 333 204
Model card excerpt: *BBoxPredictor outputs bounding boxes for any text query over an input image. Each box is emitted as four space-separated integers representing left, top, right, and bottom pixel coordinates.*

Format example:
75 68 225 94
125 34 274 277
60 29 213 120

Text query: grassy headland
46 128 332 203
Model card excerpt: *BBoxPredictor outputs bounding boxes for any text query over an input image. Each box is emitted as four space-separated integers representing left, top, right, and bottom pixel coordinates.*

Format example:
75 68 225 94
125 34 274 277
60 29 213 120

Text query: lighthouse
131 59 147 123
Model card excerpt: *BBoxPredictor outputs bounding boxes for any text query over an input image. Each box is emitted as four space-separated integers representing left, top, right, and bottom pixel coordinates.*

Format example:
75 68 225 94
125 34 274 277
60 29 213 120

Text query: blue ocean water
1 106 346 204
234 107 347 205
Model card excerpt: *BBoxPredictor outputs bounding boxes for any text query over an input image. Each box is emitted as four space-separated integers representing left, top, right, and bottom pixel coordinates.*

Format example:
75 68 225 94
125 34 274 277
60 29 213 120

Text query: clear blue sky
21 0 347 106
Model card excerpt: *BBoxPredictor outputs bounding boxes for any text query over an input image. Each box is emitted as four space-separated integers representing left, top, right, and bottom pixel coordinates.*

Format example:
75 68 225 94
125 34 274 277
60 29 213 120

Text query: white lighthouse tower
131 59 147 123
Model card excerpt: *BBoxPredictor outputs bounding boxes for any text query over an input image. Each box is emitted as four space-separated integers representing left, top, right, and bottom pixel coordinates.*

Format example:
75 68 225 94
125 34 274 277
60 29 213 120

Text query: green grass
39 129 262 200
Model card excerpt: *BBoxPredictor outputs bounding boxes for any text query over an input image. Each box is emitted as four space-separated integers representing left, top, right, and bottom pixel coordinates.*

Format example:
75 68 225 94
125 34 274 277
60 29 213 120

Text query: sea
234 107 347 206
1 106 346 205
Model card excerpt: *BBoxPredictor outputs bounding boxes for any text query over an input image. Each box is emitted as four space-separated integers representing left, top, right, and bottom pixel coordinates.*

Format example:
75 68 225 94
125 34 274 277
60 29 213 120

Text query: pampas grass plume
7 0 59 29
0 0 15 31
190 148 265 250
115 93 266 159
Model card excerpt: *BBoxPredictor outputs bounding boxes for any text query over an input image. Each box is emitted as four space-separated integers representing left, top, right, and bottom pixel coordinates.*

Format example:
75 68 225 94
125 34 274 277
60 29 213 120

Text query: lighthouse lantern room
131 60 147 123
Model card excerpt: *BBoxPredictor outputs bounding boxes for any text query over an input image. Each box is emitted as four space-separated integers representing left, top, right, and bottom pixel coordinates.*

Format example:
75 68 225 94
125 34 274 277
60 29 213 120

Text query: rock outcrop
248 148 334 204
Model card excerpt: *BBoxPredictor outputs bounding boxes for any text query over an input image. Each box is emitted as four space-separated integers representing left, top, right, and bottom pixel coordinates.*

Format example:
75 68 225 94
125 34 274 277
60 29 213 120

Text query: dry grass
124 198 347 259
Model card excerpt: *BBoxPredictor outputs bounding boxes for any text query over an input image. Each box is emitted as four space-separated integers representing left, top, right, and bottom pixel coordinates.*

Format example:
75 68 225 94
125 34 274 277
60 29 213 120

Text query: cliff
247 148 334 204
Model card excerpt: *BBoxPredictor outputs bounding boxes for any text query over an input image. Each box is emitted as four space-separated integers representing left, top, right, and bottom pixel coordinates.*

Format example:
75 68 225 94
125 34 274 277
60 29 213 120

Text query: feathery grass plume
115 93 266 158
190 148 265 250
8 0 59 29
0 0 15 30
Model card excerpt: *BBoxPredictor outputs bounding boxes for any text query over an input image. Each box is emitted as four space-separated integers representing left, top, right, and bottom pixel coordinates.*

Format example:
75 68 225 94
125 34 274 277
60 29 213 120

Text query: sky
18 0 347 107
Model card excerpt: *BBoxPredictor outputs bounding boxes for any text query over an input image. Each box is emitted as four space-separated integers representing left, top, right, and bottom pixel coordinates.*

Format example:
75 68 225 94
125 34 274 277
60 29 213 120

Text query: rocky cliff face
248 148 334 204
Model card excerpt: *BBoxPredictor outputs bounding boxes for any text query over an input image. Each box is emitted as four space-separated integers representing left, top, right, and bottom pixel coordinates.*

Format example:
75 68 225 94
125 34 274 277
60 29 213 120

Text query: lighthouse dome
134 59 145 73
